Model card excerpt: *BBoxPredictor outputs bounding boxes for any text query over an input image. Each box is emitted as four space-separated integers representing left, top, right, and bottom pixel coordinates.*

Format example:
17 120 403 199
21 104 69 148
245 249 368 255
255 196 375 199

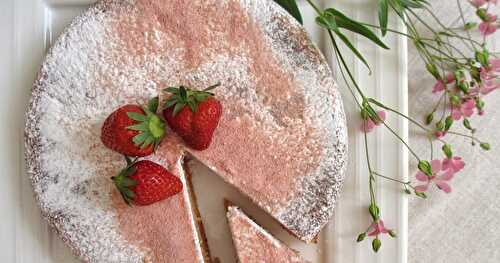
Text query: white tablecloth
408 1 500 262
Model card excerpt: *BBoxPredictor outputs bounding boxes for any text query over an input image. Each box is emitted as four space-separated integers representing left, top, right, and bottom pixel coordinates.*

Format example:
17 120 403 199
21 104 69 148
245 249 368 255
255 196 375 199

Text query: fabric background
408 1 500 263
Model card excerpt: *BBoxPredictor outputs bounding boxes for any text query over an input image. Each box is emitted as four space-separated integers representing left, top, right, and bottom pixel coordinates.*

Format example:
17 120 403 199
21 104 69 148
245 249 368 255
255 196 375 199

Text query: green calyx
127 97 166 149
163 83 220 116
111 156 138 205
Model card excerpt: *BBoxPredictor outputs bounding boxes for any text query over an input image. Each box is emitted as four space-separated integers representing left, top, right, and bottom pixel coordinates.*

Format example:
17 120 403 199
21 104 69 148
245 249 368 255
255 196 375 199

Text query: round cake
24 0 348 262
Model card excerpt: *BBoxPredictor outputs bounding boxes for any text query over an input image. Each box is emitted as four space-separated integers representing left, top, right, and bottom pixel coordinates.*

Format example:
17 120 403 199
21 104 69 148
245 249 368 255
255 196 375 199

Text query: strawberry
112 158 183 206
162 84 222 150
101 97 165 157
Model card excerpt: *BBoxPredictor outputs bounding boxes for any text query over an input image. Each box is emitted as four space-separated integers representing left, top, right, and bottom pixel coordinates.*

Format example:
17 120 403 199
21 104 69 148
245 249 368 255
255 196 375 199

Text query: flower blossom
470 0 498 8
478 58 500 94
368 219 391 237
442 156 465 173
362 111 386 133
433 73 455 93
451 99 476 120
479 13 498 37
415 159 455 194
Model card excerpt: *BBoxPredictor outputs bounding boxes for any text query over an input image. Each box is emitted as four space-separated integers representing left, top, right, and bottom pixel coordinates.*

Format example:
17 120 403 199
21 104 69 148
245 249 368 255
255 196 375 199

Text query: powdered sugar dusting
25 0 347 261
227 206 306 263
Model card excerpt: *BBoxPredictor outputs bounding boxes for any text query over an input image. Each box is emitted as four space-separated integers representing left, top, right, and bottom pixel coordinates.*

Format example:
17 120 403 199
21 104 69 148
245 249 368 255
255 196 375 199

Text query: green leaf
127 112 147 122
173 102 186 116
316 14 338 31
399 0 426 9
142 136 154 149
122 177 137 187
179 86 188 100
164 87 180 94
147 97 159 113
379 0 389 36
204 83 221 92
274 0 303 24
164 97 178 108
132 132 149 146
187 100 198 113
127 123 149 132
334 30 372 72
323 8 389 49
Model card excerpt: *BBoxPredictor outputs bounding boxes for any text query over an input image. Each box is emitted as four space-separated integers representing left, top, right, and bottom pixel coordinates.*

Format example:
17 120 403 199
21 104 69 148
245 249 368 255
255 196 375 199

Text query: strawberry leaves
163 83 220 116
112 157 139 205
127 97 166 149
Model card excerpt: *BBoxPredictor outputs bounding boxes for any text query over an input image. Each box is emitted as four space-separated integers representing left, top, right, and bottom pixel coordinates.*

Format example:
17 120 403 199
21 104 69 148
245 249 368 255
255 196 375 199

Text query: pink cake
227 205 307 263
24 0 347 262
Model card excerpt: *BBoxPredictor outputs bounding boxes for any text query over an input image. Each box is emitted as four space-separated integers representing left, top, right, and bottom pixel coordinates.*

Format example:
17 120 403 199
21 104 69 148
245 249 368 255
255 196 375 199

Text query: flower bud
442 144 453 159
418 160 433 176
369 203 380 221
445 116 454 131
476 99 485 110
425 113 434 125
457 82 469 94
415 191 427 199
404 188 412 195
436 121 445 131
464 22 477 30
361 108 369 120
357 233 366 242
475 49 489 67
476 8 488 21
388 230 397 238
450 95 461 106
480 143 491 151
463 119 473 130
426 63 441 80
372 238 382 252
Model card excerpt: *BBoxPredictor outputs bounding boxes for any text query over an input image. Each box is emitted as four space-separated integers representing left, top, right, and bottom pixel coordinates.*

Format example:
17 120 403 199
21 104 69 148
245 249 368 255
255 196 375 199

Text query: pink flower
442 157 465 173
415 159 455 194
470 0 498 7
362 111 386 133
478 58 500 94
433 73 455 93
367 219 390 237
435 131 446 138
451 99 476 120
479 13 498 37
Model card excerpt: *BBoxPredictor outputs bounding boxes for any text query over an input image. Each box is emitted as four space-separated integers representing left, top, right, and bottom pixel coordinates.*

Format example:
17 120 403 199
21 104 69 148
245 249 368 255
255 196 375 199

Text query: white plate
0 0 407 262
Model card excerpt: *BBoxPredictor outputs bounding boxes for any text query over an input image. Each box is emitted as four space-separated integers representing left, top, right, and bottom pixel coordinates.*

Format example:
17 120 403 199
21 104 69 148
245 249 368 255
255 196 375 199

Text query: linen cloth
408 1 500 262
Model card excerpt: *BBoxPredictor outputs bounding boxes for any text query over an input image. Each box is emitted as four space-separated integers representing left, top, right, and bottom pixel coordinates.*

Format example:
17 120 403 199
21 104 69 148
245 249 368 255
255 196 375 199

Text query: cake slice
226 205 306 263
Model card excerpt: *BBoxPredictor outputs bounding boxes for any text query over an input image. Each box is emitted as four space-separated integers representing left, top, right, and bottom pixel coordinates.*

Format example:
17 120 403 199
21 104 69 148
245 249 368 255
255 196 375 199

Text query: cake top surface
227 206 306 263
25 0 347 261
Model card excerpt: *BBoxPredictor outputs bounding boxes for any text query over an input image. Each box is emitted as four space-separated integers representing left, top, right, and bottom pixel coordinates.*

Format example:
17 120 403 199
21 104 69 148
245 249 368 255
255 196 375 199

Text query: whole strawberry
112 158 183 206
101 97 165 157
162 84 222 150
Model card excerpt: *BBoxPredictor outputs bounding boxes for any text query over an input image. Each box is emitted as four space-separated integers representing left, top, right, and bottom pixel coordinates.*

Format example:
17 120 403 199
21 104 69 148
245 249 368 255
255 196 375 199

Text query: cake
226 205 307 263
24 0 347 262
